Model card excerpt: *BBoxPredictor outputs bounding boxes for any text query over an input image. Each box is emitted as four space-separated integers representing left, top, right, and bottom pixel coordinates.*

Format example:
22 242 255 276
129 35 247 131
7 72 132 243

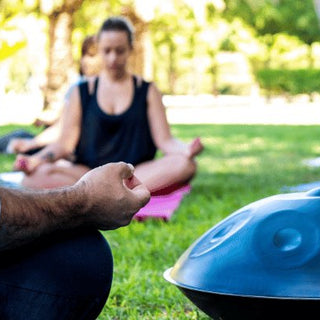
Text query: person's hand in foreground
0 162 150 251
75 162 150 229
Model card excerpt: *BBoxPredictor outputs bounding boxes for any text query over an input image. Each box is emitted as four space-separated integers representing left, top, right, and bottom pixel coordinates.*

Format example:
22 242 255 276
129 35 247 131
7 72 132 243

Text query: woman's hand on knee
74 162 151 230
7 138 33 154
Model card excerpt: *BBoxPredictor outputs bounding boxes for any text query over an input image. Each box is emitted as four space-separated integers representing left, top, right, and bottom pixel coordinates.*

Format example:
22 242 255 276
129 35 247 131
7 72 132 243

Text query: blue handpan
164 188 320 319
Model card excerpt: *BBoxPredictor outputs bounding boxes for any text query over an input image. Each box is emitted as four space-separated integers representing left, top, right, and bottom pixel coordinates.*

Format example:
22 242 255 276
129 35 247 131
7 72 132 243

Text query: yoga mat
281 157 320 192
134 184 191 221
302 157 320 168
0 171 25 189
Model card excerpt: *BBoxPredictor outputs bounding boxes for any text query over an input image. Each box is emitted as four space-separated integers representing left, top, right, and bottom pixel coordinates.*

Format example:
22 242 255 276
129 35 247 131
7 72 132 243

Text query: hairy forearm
0 186 84 251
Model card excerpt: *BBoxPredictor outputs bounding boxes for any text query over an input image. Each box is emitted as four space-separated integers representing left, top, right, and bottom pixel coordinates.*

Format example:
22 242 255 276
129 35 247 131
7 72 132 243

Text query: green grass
1 123 320 319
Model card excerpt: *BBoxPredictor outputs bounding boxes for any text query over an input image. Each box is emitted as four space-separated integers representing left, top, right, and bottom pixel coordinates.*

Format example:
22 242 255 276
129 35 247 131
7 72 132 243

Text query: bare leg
22 160 90 190
21 149 200 191
134 154 197 193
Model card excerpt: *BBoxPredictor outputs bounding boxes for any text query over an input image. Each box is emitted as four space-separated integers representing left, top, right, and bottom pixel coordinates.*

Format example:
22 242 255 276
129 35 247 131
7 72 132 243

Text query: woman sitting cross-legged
14 16 204 192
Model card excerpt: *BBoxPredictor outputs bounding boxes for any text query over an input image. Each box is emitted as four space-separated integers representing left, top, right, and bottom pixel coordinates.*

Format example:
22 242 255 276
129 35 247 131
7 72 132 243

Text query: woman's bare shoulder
147 81 162 99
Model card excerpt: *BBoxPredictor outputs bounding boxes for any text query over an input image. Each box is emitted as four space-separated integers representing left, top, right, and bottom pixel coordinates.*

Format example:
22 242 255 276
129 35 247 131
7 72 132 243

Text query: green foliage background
2 0 320 96
256 68 320 95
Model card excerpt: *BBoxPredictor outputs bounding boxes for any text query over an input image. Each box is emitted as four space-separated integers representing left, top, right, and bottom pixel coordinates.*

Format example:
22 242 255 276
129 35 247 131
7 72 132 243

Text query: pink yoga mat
134 184 191 221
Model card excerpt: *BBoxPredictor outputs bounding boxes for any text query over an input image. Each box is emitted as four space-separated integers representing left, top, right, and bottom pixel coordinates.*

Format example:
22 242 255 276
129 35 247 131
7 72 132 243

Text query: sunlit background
2 0 320 125
3 3 320 319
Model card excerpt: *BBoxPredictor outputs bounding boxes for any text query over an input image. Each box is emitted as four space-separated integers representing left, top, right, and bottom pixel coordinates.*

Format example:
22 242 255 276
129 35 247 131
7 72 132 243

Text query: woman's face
98 30 132 76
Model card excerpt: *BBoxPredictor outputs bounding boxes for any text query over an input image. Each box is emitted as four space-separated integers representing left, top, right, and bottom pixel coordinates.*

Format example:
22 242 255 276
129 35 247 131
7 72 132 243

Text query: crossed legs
0 229 113 320
21 155 197 192
135 154 197 193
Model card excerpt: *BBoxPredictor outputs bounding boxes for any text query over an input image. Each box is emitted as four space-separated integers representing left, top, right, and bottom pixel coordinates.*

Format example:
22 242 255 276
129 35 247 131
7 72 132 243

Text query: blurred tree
120 4 148 76
2 0 320 102
39 0 84 120
0 29 26 62
224 0 320 67
1 0 151 116
277 0 320 67
205 2 234 95
0 3 27 96
182 6 202 94
149 12 180 94
0 0 84 122
149 0 219 94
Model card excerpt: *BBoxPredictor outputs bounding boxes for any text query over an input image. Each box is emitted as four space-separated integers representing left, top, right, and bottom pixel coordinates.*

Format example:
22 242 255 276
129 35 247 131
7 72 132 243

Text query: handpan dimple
189 209 252 258
252 210 320 269
273 227 302 251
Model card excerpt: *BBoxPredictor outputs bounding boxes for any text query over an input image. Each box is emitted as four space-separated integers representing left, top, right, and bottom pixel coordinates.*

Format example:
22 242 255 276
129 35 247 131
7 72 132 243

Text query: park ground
1 92 320 319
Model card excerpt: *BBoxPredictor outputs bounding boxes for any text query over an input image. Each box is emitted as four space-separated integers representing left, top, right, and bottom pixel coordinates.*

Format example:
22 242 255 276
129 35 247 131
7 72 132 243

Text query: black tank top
75 76 157 168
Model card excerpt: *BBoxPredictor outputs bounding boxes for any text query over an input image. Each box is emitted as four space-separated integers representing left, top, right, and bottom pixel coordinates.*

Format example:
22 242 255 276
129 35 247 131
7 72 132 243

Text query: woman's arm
8 122 62 154
0 162 150 251
147 83 203 158
14 85 83 173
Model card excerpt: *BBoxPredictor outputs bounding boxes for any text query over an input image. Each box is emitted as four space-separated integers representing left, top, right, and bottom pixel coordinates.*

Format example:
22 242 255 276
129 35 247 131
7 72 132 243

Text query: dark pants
0 229 113 320
0 130 36 154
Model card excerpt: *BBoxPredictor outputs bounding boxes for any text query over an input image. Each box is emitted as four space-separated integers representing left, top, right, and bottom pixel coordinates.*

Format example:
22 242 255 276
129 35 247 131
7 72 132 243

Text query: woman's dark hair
79 35 99 76
98 16 135 47
81 35 98 57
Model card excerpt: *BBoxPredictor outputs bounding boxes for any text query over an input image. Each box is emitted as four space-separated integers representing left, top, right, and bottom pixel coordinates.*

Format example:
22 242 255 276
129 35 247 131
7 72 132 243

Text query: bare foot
188 137 204 158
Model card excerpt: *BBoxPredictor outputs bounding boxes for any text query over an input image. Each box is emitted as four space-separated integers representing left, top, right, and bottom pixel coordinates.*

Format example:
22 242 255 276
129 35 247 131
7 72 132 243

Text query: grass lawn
1 123 320 319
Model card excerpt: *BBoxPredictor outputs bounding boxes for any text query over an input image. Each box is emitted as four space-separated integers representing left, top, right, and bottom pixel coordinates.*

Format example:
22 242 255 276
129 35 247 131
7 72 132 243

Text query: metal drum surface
164 187 320 319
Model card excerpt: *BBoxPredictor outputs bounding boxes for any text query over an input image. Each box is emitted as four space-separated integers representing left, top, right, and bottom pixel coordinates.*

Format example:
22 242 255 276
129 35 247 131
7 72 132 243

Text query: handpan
164 187 320 319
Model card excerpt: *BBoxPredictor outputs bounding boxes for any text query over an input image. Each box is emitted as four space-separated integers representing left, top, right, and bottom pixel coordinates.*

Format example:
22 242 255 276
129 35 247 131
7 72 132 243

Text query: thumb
118 162 135 180
124 175 142 190
130 184 151 207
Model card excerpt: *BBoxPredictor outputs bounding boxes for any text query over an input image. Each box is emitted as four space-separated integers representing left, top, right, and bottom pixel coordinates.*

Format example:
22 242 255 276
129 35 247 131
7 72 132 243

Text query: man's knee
0 229 113 320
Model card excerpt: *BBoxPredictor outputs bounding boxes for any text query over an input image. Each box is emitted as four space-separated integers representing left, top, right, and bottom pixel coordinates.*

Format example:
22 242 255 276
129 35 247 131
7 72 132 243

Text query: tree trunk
168 42 177 95
121 6 148 77
308 44 314 102
43 11 74 115
40 0 83 123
